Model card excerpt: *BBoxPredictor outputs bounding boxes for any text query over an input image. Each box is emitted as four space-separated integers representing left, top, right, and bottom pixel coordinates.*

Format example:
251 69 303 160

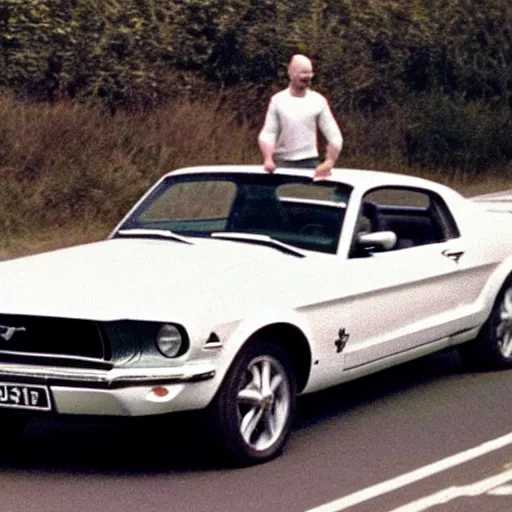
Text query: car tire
210 339 296 466
459 276 512 370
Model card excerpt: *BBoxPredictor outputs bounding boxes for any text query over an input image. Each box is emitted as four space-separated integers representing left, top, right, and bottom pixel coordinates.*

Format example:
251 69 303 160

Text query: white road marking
305 432 512 512
487 484 512 496
388 469 512 511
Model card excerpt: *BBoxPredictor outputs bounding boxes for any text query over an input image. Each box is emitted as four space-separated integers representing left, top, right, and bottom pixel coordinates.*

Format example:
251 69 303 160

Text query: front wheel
459 277 512 370
211 340 296 466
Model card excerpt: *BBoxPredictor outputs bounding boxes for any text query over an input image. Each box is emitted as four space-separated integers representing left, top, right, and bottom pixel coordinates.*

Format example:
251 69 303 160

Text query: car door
340 241 463 369
337 187 467 370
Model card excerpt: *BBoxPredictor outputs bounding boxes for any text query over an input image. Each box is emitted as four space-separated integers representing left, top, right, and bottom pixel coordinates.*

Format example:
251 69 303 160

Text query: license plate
0 382 51 411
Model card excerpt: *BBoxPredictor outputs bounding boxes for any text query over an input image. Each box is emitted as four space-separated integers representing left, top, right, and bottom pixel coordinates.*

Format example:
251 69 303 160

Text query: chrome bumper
0 362 216 387
0 362 217 416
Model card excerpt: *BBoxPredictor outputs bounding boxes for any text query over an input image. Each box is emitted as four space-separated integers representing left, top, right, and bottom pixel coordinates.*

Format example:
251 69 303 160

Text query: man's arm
316 141 342 172
314 101 343 179
258 97 280 173
258 138 277 173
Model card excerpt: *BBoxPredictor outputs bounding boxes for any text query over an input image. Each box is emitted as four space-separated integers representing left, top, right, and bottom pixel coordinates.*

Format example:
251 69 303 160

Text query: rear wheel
211 340 296 466
459 277 512 370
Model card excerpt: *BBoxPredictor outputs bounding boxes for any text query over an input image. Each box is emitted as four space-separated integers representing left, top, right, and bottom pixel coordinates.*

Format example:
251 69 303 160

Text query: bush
2 0 511 115
0 92 260 235
0 0 245 108
403 94 512 174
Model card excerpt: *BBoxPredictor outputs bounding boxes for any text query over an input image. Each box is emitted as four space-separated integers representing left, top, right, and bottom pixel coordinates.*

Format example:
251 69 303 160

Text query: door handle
442 249 464 263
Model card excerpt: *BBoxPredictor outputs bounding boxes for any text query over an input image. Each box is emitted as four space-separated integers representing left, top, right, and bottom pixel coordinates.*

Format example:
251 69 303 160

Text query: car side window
354 187 460 253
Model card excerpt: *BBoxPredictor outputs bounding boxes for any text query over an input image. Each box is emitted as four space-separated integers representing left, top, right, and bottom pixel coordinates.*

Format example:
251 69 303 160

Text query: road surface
1 349 511 512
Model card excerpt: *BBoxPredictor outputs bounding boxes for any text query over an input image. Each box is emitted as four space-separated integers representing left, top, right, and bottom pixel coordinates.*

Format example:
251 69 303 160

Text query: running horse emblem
0 325 27 342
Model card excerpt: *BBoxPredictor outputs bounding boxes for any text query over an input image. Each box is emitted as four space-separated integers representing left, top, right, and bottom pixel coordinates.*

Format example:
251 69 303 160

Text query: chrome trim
211 232 306 258
0 362 215 387
0 350 110 366
116 228 194 245
203 343 223 350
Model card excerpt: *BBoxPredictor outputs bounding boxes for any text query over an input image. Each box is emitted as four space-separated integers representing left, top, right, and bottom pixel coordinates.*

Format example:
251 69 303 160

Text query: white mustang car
0 166 511 465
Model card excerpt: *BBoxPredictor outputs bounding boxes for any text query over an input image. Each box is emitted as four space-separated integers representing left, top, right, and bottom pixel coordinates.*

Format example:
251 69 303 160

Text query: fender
206 306 313 392
474 253 512 323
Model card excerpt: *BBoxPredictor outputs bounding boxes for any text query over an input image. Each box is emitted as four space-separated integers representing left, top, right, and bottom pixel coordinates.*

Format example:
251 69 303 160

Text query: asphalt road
1 349 511 512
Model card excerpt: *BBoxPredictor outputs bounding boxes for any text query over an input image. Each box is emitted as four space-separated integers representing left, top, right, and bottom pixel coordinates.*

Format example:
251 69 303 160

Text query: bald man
258 54 343 180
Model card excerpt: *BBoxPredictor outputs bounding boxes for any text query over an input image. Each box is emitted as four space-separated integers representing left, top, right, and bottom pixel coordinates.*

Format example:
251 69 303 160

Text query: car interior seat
228 186 289 233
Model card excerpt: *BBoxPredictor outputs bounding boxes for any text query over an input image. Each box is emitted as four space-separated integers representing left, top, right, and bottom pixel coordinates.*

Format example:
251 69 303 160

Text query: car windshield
117 172 352 254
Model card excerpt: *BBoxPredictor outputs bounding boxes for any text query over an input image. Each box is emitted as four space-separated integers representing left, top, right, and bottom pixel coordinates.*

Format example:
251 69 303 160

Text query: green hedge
2 0 511 108
0 0 511 171
404 95 512 174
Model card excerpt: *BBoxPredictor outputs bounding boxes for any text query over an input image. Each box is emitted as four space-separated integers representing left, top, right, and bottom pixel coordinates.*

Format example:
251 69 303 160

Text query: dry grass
0 91 260 232
0 91 510 261
0 222 111 262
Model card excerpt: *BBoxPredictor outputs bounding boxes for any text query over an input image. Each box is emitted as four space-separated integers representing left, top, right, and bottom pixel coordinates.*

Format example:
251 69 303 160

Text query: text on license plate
0 382 51 411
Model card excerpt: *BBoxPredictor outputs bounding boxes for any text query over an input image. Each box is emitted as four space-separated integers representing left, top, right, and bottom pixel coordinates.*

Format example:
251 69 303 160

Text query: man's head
288 54 314 94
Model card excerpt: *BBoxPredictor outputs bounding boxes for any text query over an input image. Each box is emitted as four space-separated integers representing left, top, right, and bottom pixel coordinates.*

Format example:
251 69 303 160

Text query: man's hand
263 157 277 173
314 141 341 181
313 160 333 181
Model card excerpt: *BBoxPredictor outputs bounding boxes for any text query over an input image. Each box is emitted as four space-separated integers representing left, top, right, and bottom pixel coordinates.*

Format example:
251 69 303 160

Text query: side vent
204 332 222 349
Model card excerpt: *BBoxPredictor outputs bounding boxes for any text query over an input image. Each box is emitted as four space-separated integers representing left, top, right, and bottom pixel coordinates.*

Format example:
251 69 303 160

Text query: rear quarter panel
453 201 512 327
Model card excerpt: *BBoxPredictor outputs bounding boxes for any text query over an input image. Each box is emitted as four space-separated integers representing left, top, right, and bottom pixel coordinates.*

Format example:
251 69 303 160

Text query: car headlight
156 324 186 358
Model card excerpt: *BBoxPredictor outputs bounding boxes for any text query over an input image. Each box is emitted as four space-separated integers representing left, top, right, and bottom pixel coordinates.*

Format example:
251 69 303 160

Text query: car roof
165 165 462 198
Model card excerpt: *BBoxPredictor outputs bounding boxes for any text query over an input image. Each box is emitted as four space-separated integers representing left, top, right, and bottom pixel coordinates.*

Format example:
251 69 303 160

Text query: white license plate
0 382 51 411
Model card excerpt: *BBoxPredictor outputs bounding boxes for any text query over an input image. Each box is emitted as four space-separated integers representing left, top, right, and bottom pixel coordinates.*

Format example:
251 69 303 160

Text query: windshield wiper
210 232 305 258
115 228 194 245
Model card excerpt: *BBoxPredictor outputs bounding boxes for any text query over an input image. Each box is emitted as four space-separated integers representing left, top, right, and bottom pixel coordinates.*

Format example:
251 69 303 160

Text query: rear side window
360 187 460 250
365 188 429 208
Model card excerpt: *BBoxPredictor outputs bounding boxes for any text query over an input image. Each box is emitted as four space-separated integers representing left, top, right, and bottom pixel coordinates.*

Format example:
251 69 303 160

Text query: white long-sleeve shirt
258 88 343 161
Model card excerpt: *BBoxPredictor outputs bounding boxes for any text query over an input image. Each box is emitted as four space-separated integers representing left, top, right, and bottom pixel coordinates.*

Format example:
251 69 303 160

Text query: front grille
0 314 107 361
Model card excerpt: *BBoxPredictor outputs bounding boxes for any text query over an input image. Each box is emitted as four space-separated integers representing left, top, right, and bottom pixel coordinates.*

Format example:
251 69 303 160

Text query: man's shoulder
306 89 329 104
271 88 327 102
271 88 291 101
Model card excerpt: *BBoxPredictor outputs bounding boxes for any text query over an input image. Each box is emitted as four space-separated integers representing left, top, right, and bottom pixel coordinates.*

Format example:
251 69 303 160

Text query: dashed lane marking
388 468 512 511
305 432 512 512
487 484 512 496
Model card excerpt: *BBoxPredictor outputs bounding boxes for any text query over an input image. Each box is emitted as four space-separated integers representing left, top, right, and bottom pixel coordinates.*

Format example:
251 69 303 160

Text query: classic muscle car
0 165 511 465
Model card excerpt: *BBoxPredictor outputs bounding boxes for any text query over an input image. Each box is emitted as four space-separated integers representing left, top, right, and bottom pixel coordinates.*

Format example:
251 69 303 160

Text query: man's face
289 59 314 90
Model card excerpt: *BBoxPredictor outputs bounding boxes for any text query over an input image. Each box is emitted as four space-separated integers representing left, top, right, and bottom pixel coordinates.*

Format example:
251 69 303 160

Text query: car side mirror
357 231 397 252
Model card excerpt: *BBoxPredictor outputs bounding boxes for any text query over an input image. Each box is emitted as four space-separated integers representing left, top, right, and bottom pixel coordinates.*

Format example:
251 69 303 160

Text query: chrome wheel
459 277 512 370
237 355 291 452
211 340 296 465
497 286 512 359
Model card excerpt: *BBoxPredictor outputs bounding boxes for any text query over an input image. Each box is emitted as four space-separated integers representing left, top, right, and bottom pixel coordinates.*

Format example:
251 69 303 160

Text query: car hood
0 238 307 322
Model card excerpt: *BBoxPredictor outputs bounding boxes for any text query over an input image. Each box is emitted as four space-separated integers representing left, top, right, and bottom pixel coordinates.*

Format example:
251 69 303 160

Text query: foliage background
1 0 511 170
0 0 511 256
